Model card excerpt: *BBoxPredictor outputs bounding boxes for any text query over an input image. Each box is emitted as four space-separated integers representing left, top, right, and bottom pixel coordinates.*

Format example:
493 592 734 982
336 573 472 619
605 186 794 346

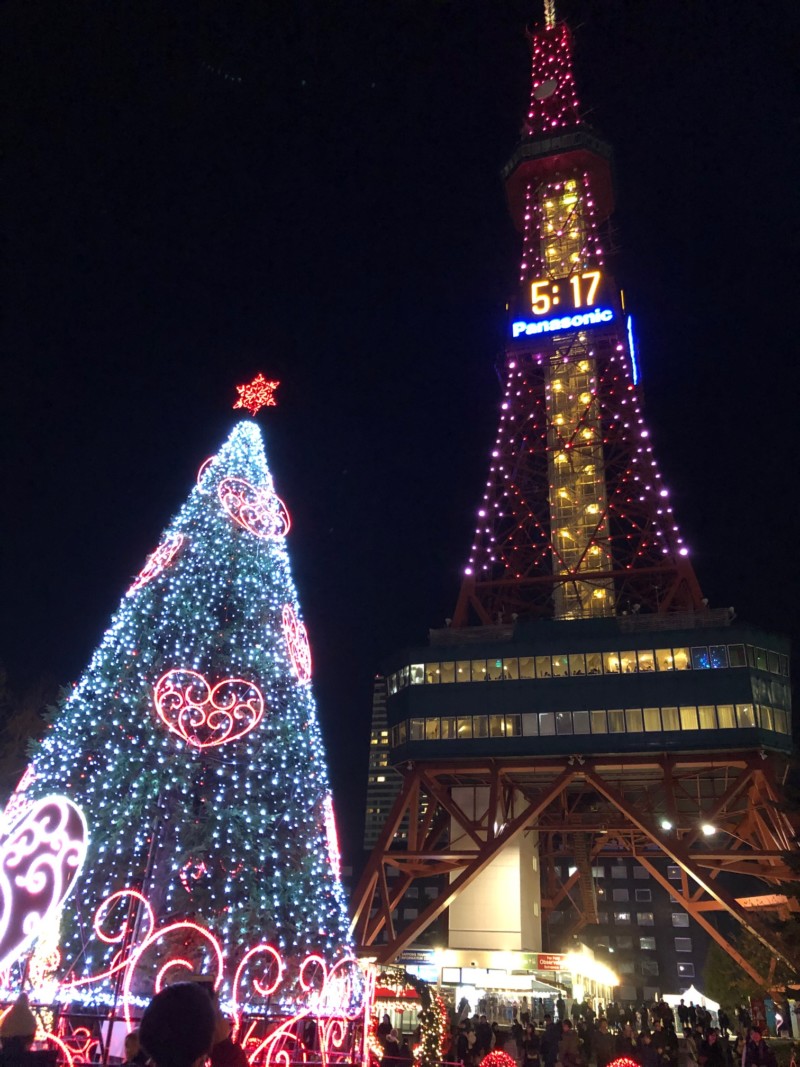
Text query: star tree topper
233 374 280 416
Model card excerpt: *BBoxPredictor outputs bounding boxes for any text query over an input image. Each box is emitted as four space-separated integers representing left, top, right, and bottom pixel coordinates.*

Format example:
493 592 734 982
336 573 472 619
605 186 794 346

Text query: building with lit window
364 675 403 849
352 6 796 1005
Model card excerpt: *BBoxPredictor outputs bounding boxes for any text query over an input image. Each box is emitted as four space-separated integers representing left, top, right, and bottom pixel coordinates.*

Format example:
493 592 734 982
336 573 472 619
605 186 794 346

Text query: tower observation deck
354 7 797 997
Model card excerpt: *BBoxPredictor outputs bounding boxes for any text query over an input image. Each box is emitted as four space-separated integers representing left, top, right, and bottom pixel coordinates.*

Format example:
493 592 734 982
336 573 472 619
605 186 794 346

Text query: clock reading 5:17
530 270 603 316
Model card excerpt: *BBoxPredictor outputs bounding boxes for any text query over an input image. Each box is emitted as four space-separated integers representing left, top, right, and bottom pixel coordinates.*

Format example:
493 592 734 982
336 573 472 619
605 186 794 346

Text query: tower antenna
544 0 556 28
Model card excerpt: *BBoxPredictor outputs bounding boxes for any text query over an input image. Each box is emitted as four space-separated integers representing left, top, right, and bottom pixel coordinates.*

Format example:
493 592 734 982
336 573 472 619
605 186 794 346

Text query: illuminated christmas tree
2 413 353 1013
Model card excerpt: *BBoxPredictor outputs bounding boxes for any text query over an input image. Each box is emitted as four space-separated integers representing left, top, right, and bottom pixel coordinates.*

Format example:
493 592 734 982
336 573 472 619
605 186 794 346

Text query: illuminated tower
454 13 702 625
353 6 797 1000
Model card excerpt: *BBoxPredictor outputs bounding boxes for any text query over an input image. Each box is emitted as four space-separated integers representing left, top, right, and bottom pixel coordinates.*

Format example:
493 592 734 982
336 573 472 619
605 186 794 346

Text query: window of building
768 650 781 674
569 653 586 676
519 656 535 679
755 648 768 671
774 708 789 734
573 710 591 734
471 659 487 682
736 704 756 728
425 666 439 684
552 655 569 678
611 865 627 879
656 648 674 671
779 653 789 676
639 937 656 950
662 707 680 731
635 889 652 903
637 650 655 672
618 961 635 975
613 889 630 902
456 660 470 682
619 985 637 1003
410 664 425 685
680 705 699 731
410 719 424 741
522 714 538 736
633 867 650 880
507 714 522 736
677 963 695 978
641 960 660 976
473 715 488 738
619 651 637 674
608 709 626 733
503 658 520 680
716 705 735 729
698 706 717 730
536 656 552 678
759 706 774 731
691 647 710 670
596 912 608 924
425 718 439 740
539 712 555 735
591 710 607 733
614 911 631 924
673 647 690 670
485 658 503 682
728 644 746 667
440 662 456 683
675 937 692 952
616 935 633 949
625 708 644 732
456 717 472 738
709 645 728 669
587 653 602 675
637 912 655 926
667 866 681 881
605 652 620 674
489 714 505 737
556 711 573 735
672 912 690 927
441 717 457 739
644 707 661 731
592 866 606 878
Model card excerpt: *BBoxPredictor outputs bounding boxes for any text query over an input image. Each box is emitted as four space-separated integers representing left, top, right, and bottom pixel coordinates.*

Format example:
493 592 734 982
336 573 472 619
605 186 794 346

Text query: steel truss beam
350 751 798 986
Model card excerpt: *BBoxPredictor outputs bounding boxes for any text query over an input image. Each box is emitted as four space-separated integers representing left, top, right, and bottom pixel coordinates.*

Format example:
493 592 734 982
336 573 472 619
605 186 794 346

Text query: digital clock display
510 269 616 339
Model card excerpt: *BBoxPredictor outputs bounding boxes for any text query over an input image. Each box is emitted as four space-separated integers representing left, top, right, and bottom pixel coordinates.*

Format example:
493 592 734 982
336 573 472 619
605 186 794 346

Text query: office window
519 656 535 679
679 705 698 730
592 866 606 879
667 866 681 881
677 963 695 978
614 911 631 924
457 717 473 738
440 661 456 683
618 961 635 975
488 714 504 737
486 658 504 681
691 647 710 670
611 865 627 879
736 704 756 728
662 707 680 731
608 709 626 734
639 937 656 951
709 645 728 669
655 648 674 671
619 985 637 1003
616 935 633 949
612 889 630 902
410 664 425 685
768 650 780 674
633 867 649 880
698 705 716 730
503 658 520 680
573 710 590 734
728 644 746 667
637 912 655 926
456 660 470 682
591 710 607 733
673 647 690 670
535 655 552 678
410 719 424 741
641 960 660 976
637 650 655 673
539 712 555 735
425 665 439 684
779 653 789 676
758 706 774 731
635 889 652 902
774 708 789 734
506 714 522 737
625 708 644 732
586 653 602 675
619 651 637 674
440 717 457 740
569 653 586 676
675 937 692 952
471 659 487 682
556 711 573 735
716 705 735 729
672 912 690 927
755 648 768 671
643 707 661 731
521 714 538 737
473 715 488 738
425 718 440 740
552 655 568 678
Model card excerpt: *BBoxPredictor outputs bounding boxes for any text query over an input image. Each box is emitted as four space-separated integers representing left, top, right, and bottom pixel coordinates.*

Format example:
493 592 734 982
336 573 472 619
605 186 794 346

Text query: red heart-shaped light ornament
153 670 265 748
282 604 312 682
0 795 88 972
218 477 290 539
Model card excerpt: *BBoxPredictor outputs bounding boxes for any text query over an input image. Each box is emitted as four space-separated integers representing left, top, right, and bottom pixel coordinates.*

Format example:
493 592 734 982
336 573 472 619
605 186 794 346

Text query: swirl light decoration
282 604 312 682
0 796 88 973
218 477 290 539
127 532 185 595
153 669 265 748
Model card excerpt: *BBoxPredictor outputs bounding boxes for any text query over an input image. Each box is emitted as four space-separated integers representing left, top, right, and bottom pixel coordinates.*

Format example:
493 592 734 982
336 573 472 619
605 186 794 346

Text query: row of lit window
552 910 689 928
596 936 691 952
392 703 791 745
387 644 788 693
612 961 695 978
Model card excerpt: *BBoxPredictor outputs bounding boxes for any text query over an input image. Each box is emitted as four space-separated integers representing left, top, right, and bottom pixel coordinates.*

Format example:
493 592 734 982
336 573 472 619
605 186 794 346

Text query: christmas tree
1 417 354 1014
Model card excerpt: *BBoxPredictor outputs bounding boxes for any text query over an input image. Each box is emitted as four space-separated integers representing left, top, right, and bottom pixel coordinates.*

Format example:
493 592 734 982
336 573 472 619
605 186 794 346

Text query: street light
700 823 717 837
660 819 673 831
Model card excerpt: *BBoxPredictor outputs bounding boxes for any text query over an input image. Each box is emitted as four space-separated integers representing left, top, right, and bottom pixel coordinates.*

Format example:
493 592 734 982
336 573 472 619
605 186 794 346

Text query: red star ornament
233 374 280 416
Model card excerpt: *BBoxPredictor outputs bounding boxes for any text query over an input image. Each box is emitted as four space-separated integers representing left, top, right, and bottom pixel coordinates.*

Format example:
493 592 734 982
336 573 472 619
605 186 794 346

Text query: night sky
4 0 800 850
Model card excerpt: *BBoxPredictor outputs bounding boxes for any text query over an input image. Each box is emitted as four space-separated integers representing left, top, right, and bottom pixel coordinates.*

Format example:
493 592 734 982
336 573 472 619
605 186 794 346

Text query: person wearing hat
0 993 37 1058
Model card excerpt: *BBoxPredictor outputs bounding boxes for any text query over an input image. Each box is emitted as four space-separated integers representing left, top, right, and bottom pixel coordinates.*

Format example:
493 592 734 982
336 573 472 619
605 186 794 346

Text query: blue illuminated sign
626 314 640 385
511 308 614 338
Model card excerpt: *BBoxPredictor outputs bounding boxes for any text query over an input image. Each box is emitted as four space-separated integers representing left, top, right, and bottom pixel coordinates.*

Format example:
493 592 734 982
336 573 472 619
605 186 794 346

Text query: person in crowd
607 1003 621 1029
381 1029 401 1065
378 1015 393 1041
139 982 217 1067
0 993 37 1058
717 1010 731 1037
617 1022 639 1059
592 1017 616 1067
743 1028 777 1067
521 1023 542 1067
123 1030 149 1067
698 1029 726 1067
397 1038 414 1067
557 997 567 1023
491 1022 503 1050
637 1031 660 1067
558 1020 583 1067
541 1014 561 1067
475 1015 493 1058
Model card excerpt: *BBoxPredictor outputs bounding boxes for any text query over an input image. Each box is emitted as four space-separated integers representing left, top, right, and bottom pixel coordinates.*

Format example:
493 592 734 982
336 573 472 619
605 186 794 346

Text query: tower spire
453 13 704 626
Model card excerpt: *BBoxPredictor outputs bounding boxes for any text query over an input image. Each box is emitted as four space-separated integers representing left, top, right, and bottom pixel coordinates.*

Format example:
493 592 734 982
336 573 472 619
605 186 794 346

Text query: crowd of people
445 998 782 1067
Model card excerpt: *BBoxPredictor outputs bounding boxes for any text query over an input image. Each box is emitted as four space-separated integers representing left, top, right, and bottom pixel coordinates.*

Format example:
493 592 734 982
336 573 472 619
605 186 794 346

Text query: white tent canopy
663 985 720 1012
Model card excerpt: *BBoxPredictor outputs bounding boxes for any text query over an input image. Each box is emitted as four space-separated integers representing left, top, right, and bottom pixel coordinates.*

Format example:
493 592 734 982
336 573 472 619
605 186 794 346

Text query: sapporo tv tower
353 4 798 996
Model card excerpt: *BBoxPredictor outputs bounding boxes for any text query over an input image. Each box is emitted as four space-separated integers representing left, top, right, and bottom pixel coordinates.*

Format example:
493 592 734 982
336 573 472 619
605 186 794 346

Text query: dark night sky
4 0 800 849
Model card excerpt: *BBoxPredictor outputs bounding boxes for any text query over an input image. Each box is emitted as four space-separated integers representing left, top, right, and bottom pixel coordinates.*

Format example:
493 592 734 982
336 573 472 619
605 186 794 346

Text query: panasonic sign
512 308 614 338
